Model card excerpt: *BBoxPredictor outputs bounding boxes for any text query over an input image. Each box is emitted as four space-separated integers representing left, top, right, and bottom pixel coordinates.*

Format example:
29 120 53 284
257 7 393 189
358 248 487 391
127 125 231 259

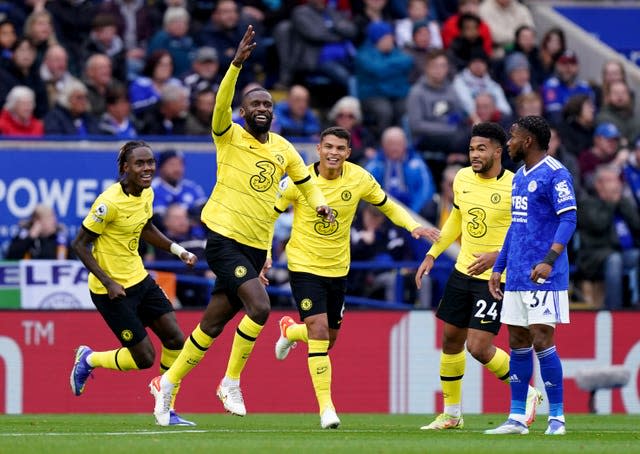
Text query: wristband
170 242 187 257
541 250 559 266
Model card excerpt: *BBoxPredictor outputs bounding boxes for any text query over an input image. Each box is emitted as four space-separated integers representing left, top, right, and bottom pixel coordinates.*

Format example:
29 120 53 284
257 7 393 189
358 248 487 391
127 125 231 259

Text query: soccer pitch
1 414 638 454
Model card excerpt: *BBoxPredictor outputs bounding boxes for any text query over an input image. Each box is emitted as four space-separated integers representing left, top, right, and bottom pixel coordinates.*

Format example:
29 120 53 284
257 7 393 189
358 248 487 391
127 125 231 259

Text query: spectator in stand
542 49 594 126
514 92 543 118
196 0 259 91
82 13 128 84
478 0 534 58
0 85 44 137
404 20 438 84
548 126 581 199
326 96 377 165
595 81 640 147
6 204 68 260
577 165 640 309
505 25 544 87
45 0 98 77
578 123 629 188
452 49 512 118
557 94 595 157
420 163 460 229
129 50 183 116
441 0 492 57
152 203 210 307
356 21 414 140
97 83 138 139
274 85 321 141
40 44 80 111
538 27 565 82
623 137 640 208
22 9 57 71
0 19 17 60
151 149 208 224
148 6 196 78
407 49 466 156
353 0 395 47
348 203 416 302
185 87 216 136
97 0 155 81
365 126 436 213
139 84 190 136
285 0 357 93
83 54 116 117
593 59 629 110
44 79 100 136
182 47 222 104
0 38 49 119
447 13 486 72
395 0 442 50
501 52 533 111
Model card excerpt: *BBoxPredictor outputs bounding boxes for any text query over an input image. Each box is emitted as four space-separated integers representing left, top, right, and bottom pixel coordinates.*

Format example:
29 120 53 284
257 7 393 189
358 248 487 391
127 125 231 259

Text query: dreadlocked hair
515 116 551 151
117 140 151 177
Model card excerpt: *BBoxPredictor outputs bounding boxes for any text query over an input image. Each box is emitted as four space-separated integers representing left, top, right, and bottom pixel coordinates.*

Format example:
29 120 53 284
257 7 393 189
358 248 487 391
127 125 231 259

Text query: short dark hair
105 83 128 105
516 115 551 150
243 86 270 99
471 122 506 147
457 13 481 31
320 126 351 147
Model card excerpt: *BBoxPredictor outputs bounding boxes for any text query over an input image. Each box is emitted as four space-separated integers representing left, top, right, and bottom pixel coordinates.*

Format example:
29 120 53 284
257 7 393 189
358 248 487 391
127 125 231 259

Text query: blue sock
537 346 564 418
509 347 533 415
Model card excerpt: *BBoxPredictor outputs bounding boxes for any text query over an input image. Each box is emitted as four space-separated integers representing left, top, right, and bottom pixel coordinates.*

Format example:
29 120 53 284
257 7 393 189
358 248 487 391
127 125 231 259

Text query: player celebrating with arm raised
484 116 577 436
149 26 333 426
415 122 542 431
70 140 198 426
272 126 435 429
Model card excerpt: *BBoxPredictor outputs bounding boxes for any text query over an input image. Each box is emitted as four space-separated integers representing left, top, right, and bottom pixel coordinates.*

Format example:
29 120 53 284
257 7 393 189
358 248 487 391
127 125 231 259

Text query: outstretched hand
232 25 257 67
412 226 440 242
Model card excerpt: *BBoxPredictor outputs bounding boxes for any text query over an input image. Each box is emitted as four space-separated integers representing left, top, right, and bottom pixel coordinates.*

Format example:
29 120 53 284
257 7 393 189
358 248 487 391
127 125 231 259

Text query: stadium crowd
1 0 639 310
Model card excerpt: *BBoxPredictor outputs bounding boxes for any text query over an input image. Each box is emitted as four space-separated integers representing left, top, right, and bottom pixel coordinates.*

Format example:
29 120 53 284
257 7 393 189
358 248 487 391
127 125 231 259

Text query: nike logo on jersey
480 320 493 324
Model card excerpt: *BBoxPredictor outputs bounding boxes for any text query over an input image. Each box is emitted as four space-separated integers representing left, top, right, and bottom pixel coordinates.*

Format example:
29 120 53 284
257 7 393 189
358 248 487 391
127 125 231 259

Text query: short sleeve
82 196 116 235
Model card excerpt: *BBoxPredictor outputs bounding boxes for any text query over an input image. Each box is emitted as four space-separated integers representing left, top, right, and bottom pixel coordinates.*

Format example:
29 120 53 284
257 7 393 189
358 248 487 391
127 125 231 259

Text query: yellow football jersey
427 166 513 281
275 162 420 277
82 182 153 293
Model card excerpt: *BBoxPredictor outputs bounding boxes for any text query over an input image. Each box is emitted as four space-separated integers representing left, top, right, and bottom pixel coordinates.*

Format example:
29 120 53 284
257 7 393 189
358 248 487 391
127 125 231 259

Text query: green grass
1 414 639 454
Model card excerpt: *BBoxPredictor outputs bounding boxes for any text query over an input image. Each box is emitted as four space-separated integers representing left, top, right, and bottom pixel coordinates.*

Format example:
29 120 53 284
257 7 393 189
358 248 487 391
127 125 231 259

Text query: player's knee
466 344 492 363
162 335 185 351
245 302 270 325
132 351 155 369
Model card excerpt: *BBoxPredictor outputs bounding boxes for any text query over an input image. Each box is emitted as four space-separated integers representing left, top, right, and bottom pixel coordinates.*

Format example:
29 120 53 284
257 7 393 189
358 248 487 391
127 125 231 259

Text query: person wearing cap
502 51 533 110
452 47 512 117
355 20 414 139
578 122 630 188
151 148 208 222
596 80 640 146
182 46 221 103
542 49 594 126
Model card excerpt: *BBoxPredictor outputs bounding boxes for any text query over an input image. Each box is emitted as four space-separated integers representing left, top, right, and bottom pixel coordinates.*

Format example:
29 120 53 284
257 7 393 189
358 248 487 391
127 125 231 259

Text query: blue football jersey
505 156 577 291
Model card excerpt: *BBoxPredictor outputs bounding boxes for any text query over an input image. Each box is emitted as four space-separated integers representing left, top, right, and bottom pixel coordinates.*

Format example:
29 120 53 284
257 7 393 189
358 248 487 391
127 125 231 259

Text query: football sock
484 347 511 383
441 351 465 417
225 315 263 380
166 324 213 385
89 348 138 371
160 346 182 409
508 347 533 418
286 323 309 343
537 346 564 418
308 339 333 413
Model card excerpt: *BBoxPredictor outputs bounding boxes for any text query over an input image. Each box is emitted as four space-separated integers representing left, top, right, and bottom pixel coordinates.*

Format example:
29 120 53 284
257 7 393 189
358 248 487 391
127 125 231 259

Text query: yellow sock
166 324 214 385
160 346 182 409
441 351 466 415
89 348 139 371
225 315 263 380
308 339 333 413
287 323 308 343
484 347 510 383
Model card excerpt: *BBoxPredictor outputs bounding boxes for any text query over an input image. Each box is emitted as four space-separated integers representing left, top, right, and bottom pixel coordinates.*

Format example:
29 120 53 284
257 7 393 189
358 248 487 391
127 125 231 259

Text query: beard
510 146 525 163
473 158 493 174
245 114 272 134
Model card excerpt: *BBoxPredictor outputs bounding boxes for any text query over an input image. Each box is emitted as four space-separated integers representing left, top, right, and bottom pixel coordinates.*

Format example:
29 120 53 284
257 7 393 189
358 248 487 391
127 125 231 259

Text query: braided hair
117 140 151 177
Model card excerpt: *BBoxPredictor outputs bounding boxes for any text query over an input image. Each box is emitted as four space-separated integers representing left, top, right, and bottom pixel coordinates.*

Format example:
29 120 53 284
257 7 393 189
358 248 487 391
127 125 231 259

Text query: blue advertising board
0 142 217 254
